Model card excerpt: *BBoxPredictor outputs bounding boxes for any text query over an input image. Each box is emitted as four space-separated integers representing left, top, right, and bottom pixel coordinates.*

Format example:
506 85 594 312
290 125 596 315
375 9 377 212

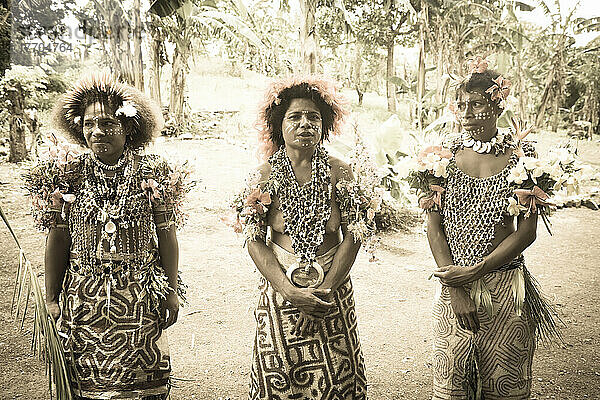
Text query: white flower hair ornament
115 101 138 118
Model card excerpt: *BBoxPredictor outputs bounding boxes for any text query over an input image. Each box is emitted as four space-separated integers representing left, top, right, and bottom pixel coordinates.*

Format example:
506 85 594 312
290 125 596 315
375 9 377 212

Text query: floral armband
141 156 194 231
22 135 82 231
336 178 380 242
407 145 451 211
506 143 580 233
228 174 272 242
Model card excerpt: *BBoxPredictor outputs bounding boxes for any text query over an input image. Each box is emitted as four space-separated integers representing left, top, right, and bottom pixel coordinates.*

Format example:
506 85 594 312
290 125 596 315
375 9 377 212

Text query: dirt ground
1 138 599 400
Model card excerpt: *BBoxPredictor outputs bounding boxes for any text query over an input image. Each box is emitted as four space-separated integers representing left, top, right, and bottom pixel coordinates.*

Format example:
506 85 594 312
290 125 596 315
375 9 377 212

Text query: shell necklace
462 128 515 156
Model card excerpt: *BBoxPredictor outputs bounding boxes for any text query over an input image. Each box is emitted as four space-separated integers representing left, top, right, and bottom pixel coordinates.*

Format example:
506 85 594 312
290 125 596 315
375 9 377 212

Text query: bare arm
45 227 71 320
318 224 361 293
435 213 538 286
475 213 537 276
157 226 179 329
427 210 480 332
426 211 453 268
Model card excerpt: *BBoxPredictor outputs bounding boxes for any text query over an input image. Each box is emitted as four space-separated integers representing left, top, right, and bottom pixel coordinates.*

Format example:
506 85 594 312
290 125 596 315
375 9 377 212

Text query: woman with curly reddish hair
24 73 190 399
232 76 375 399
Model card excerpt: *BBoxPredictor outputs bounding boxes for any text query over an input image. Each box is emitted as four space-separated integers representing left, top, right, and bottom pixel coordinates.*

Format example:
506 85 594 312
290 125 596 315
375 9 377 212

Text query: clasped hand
433 264 482 287
284 287 334 337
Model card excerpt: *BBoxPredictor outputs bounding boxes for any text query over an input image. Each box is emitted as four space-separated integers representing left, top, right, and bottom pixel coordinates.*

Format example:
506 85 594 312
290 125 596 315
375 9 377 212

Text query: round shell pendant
105 220 117 234
464 138 475 147
286 261 325 288
473 141 482 152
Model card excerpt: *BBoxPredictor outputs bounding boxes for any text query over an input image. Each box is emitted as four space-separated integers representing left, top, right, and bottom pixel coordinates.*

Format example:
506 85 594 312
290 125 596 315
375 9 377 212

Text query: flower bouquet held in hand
407 145 452 211
506 144 580 234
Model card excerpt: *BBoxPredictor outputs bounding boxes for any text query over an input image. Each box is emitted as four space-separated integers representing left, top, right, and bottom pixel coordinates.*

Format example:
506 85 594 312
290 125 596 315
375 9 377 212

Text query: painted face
83 102 126 162
456 91 498 138
281 98 323 149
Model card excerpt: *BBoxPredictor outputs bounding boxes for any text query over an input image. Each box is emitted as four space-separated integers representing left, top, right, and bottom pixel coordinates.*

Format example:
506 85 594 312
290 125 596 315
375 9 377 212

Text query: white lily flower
507 163 528 185
507 197 525 216
115 101 137 118
432 158 450 178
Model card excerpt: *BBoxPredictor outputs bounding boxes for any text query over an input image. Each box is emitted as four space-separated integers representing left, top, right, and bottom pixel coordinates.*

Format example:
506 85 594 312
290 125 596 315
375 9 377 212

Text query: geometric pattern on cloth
249 275 367 400
432 268 535 400
59 269 170 398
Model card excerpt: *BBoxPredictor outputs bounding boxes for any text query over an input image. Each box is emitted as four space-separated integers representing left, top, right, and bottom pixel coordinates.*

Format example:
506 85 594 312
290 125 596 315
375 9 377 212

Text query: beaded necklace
69 152 153 273
269 145 332 266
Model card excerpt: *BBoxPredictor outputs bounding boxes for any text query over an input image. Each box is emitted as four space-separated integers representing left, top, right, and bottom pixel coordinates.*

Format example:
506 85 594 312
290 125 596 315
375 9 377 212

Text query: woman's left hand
160 291 179 329
433 264 481 287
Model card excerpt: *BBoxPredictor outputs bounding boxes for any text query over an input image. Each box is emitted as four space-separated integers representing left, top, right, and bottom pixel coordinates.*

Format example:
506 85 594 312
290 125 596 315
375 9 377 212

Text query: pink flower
418 185 445 210
245 188 271 215
486 76 512 103
417 145 452 166
468 56 489 74
448 101 460 120
141 178 161 202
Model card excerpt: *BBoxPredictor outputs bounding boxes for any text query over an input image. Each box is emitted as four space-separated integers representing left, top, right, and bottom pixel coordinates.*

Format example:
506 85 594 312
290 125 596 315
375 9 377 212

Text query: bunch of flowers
506 144 581 231
23 134 83 230
227 171 272 242
407 145 452 211
340 127 385 256
336 178 382 244
141 157 195 229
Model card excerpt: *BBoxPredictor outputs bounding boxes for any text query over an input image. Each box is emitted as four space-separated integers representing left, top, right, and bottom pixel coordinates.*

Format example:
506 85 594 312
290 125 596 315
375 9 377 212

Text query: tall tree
299 0 318 73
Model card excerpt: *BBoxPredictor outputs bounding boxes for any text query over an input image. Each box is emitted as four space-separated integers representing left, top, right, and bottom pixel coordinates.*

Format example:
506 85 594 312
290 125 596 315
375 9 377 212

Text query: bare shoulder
254 162 272 182
329 155 354 181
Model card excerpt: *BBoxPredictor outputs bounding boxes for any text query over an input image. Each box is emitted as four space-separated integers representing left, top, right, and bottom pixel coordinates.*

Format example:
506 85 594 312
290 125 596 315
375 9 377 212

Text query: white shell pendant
105 220 117 234
464 138 475 147
473 141 482 152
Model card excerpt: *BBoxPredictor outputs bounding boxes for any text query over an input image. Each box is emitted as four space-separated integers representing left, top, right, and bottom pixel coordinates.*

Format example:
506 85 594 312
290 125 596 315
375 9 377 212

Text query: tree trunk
132 0 144 91
7 85 28 163
169 16 190 129
386 39 396 112
353 41 363 106
298 0 317 74
147 15 162 105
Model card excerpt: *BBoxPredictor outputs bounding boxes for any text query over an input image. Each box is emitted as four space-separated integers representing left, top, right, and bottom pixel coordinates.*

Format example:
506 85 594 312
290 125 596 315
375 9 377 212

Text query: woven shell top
441 137 535 266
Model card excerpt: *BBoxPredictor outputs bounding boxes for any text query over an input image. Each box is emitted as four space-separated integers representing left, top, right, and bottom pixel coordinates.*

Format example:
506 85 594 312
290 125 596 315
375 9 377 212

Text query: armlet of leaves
22 157 82 231
336 178 379 242
228 182 272 243
142 156 195 231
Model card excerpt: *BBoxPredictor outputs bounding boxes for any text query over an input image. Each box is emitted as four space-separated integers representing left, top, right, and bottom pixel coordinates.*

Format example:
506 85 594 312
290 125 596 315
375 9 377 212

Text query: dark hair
264 83 336 149
52 75 163 150
456 69 504 112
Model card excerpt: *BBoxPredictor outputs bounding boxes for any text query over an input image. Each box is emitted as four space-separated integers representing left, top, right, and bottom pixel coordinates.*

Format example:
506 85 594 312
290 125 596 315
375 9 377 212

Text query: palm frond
1 202 73 400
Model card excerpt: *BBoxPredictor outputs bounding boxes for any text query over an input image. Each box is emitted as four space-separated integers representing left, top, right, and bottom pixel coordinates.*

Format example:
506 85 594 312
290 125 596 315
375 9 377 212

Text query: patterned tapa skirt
432 267 535 400
58 267 170 399
249 242 367 400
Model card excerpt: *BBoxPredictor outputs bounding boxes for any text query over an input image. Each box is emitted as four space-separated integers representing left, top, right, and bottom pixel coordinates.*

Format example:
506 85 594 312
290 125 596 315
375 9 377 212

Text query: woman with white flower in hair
409 57 563 399
24 73 190 399
230 76 375 399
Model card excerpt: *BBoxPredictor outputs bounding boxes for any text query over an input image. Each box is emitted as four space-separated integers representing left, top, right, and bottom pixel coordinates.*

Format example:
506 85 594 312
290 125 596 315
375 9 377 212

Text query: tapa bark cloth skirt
432 266 535 400
249 242 367 400
58 267 170 399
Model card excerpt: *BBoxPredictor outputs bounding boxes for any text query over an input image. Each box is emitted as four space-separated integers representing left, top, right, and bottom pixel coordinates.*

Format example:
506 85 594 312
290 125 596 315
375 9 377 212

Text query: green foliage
0 64 49 109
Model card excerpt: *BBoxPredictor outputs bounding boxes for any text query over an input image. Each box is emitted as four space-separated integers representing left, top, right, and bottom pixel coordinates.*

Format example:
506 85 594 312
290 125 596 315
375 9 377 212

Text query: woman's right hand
46 300 61 321
448 287 479 333
283 287 334 318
